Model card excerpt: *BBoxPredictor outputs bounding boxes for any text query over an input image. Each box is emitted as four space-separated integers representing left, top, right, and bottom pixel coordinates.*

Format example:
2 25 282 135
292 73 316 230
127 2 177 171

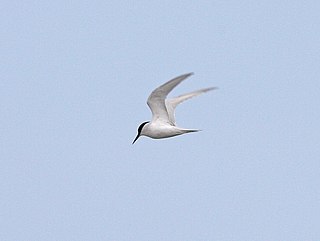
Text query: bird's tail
182 129 201 133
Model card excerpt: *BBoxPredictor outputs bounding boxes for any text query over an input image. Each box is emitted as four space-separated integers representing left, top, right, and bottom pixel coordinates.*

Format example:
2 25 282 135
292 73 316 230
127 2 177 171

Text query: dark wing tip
206 86 218 91
185 72 194 77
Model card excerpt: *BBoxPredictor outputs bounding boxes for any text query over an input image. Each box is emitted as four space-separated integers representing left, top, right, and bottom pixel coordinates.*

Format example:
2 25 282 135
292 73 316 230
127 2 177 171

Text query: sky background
1 1 320 240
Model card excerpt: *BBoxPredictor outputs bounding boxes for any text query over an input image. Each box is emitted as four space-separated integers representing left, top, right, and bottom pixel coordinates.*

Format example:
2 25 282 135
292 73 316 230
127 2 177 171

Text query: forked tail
183 129 201 133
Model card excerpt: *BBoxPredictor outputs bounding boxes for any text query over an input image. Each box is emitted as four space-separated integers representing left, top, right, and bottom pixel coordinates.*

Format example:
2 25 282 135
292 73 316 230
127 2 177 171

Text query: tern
132 73 216 144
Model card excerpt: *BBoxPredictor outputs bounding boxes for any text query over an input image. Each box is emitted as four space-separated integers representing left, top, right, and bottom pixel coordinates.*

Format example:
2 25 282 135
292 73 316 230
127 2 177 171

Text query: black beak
132 133 140 144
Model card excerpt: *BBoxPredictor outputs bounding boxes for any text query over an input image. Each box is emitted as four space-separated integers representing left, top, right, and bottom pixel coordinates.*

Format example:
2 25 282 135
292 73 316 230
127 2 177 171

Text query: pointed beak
132 133 140 144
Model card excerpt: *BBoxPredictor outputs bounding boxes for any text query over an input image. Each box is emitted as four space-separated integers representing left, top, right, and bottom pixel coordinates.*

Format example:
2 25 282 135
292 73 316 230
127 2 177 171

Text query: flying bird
132 73 216 144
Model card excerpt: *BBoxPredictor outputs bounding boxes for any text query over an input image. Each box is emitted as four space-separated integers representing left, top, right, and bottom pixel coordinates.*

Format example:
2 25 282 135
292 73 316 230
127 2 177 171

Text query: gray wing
165 87 217 125
147 73 193 124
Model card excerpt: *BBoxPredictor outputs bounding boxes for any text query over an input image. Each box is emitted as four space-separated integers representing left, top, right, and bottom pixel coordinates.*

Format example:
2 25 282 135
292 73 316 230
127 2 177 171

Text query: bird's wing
165 87 217 125
147 73 193 124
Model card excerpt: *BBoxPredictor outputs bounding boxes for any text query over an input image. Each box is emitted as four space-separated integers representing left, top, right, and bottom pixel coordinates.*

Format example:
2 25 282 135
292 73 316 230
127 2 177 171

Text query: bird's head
132 121 149 144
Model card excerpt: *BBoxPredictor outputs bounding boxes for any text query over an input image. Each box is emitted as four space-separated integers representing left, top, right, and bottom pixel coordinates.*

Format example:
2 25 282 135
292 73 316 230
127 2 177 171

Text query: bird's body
141 121 198 139
132 73 216 144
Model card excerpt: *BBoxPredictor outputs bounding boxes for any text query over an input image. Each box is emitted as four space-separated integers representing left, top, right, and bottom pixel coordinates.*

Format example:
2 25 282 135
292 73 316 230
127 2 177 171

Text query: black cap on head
132 121 149 144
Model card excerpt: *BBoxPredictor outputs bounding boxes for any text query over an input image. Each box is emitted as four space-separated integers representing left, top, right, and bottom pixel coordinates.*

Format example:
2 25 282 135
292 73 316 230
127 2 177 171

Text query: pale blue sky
1 1 320 240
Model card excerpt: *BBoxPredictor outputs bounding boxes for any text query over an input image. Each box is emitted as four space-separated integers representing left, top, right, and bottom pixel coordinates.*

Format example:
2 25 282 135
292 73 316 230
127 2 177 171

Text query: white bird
132 73 216 144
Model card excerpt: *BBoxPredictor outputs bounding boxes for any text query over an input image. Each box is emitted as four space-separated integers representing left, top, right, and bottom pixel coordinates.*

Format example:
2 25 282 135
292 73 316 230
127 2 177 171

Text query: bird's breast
143 124 184 139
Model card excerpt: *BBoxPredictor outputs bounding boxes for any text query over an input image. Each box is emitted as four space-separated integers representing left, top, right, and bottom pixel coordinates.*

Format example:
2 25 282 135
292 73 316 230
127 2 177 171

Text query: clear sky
1 1 320 240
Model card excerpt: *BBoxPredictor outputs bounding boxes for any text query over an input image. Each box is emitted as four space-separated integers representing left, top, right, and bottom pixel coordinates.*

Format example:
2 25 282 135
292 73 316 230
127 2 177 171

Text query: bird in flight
132 73 216 144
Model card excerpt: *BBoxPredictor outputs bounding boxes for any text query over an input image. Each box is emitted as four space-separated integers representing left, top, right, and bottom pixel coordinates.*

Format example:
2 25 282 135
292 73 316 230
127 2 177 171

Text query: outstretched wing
147 73 193 124
165 87 217 125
